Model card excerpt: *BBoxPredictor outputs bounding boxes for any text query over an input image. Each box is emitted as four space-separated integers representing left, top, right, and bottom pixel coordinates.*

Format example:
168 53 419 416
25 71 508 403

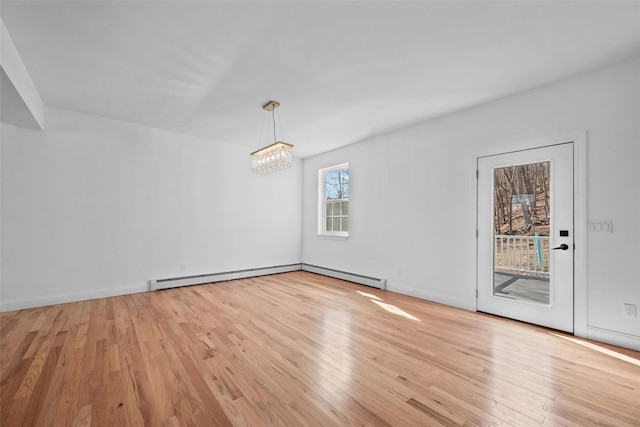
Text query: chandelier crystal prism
251 100 294 174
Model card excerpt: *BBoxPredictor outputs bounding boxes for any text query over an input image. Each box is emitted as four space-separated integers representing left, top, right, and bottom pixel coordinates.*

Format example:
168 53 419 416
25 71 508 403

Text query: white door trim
471 130 587 338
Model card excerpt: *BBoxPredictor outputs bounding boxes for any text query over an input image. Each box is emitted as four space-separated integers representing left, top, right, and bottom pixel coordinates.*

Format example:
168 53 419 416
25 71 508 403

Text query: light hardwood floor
1 271 639 426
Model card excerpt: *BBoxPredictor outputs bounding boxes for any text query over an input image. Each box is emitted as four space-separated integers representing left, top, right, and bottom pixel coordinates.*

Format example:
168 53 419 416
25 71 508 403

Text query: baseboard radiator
149 263 386 291
301 264 387 290
149 264 301 291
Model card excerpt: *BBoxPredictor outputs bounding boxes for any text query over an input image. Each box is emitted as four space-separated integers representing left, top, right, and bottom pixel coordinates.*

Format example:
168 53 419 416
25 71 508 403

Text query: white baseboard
388 281 476 311
149 264 302 291
586 326 640 351
0 283 148 312
301 264 386 289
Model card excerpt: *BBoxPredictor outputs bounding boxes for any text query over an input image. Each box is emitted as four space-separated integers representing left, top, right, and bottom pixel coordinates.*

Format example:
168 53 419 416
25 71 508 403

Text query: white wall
302 57 640 349
0 107 302 310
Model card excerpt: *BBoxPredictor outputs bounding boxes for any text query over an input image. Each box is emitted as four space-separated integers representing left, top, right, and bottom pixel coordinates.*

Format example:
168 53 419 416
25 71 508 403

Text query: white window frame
318 163 349 238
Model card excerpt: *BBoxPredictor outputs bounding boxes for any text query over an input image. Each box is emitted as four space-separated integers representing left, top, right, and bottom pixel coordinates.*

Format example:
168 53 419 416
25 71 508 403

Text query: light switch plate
588 220 613 233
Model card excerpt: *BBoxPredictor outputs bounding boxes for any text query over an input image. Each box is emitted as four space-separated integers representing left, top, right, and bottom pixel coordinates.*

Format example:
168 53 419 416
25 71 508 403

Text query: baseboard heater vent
301 263 387 290
149 264 302 291
149 263 386 292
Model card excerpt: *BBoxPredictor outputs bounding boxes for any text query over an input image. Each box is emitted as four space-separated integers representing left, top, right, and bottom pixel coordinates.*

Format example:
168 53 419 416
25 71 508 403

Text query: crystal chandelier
251 100 294 174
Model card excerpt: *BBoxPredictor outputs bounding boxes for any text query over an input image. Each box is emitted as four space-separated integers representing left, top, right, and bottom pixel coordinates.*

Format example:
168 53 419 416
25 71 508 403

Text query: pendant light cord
272 109 277 143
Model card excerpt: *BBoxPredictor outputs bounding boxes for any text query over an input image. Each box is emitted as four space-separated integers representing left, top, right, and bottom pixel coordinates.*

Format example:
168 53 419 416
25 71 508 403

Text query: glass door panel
493 162 550 305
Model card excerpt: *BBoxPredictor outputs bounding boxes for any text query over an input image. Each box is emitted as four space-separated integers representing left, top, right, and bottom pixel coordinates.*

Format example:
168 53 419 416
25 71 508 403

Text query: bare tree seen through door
493 162 551 304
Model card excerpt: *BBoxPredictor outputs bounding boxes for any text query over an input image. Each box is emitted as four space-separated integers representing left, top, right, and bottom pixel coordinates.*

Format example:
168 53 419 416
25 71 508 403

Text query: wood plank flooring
1 271 639 426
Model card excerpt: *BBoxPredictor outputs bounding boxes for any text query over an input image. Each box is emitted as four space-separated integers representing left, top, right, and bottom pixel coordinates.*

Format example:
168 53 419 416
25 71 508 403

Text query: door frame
471 131 587 338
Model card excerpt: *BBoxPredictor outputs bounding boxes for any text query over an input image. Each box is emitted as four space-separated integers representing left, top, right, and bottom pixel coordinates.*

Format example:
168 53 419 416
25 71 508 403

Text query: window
318 163 349 236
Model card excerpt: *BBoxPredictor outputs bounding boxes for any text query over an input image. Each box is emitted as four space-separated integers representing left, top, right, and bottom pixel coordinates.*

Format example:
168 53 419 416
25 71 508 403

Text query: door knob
552 243 569 250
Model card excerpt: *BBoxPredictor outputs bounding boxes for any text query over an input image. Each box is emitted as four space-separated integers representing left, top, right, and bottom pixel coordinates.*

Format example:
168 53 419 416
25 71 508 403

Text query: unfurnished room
1 1 639 426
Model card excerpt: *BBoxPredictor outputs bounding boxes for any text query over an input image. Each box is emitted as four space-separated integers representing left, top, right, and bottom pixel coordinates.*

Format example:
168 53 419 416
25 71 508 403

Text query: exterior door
477 143 574 332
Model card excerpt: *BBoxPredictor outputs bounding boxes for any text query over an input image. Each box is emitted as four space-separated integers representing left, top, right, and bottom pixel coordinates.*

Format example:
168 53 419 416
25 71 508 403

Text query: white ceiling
2 1 639 158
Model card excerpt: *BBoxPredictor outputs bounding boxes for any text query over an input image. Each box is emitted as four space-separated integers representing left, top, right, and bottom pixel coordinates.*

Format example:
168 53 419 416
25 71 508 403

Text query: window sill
317 234 349 241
